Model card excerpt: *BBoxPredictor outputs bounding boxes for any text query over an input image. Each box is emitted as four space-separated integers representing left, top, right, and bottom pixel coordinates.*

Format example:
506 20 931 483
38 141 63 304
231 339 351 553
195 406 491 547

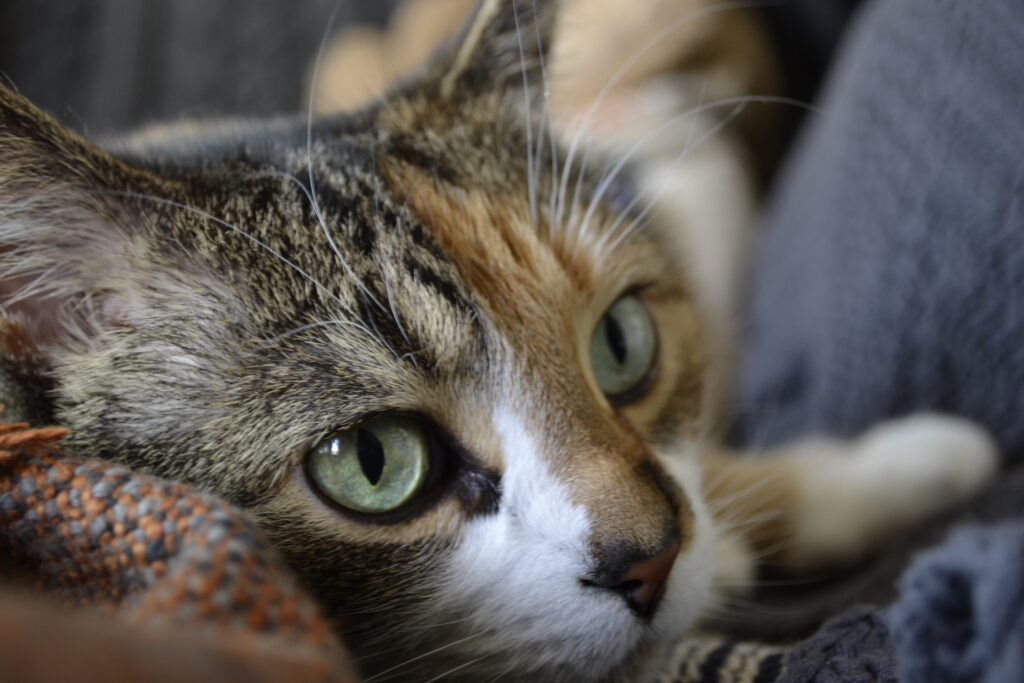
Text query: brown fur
382 129 700 560
0 2 989 682
0 2 730 676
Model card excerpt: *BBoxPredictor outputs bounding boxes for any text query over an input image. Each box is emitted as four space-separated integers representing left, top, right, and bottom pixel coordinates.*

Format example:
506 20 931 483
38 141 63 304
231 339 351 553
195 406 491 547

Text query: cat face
0 1 714 680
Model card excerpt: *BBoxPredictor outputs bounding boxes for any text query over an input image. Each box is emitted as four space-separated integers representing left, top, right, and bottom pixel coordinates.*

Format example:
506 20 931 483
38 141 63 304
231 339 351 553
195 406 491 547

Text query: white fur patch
434 404 639 679
432 406 716 680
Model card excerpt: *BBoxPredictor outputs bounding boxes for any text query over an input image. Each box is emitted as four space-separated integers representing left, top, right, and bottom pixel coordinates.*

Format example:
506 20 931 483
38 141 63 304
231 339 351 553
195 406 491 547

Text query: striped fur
0 2 999 681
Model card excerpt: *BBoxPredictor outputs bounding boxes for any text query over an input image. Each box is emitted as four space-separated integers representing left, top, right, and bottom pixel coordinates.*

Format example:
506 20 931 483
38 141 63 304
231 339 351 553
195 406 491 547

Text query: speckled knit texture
0 421 357 682
778 607 897 683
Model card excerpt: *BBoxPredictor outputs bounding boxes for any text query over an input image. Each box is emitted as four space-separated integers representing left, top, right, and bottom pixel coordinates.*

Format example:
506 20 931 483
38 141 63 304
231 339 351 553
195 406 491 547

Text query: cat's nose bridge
558 429 692 566
502 381 692 561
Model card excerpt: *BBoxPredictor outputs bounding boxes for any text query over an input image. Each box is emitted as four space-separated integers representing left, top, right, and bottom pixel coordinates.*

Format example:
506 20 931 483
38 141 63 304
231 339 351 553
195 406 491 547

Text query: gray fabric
731 0 1024 452
729 0 1024 680
779 606 897 683
709 465 1024 644
888 522 1024 683
0 0 400 133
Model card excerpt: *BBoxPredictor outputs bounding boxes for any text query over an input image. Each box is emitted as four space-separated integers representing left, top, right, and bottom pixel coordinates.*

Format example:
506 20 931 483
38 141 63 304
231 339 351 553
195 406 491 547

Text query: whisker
422 655 488 683
742 536 800 567
485 662 518 683
362 633 483 683
704 467 785 513
706 594 797 618
1 263 60 307
370 148 419 368
305 3 388 315
533 97 551 230
511 0 539 230
597 103 749 257
207 165 404 359
379 243 417 363
274 170 401 356
107 191 341 306
596 77 721 258
712 572 830 592
105 190 400 359
577 95 820 248
400 614 481 634
527 0 561 242
559 0 782 232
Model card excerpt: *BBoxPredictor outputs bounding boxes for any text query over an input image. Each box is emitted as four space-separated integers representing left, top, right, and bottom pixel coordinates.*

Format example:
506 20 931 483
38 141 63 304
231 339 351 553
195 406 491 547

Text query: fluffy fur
0 2 998 681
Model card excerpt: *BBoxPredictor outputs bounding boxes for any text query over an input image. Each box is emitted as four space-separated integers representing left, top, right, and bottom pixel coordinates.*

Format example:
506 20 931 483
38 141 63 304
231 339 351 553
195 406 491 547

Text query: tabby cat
0 1 995 681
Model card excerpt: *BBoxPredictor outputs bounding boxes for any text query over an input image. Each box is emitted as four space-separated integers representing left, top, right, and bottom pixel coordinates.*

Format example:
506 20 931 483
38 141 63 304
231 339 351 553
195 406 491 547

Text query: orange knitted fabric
0 420 359 682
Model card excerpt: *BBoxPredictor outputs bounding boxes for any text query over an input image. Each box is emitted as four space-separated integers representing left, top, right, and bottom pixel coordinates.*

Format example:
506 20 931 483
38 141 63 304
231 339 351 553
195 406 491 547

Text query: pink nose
584 540 681 620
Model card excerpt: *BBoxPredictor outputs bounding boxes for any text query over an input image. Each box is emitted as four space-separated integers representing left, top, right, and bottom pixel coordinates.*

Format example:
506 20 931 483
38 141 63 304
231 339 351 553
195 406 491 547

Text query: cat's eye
307 414 432 515
590 295 658 402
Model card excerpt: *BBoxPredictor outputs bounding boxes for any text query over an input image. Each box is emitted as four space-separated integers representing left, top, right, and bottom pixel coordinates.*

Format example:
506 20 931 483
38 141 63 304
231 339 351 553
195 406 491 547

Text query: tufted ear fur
428 0 559 101
0 86 183 363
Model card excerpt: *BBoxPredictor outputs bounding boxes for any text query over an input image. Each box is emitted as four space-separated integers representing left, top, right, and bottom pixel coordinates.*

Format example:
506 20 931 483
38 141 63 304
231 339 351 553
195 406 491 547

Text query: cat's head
0 1 715 680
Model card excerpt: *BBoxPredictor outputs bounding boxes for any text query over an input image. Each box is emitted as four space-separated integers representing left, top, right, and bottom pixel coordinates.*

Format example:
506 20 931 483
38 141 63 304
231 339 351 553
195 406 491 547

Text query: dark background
0 0 401 133
0 0 859 136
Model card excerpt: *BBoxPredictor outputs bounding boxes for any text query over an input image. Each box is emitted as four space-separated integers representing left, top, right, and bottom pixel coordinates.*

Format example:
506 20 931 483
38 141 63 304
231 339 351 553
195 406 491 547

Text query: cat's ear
431 0 559 100
0 86 176 354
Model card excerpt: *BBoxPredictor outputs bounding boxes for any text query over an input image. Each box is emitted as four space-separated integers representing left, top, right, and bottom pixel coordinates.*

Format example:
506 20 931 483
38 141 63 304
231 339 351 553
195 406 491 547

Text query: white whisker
369 148 416 364
512 0 539 230
528 0 560 242
108 191 339 306
577 95 820 247
106 190 398 358
598 102 749 257
362 633 483 683
558 0 781 232
305 3 388 315
422 655 488 683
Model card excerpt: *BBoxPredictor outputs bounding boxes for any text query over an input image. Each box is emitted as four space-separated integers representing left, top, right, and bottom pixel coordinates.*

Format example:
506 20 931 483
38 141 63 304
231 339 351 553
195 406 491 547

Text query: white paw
851 414 998 526
790 414 998 567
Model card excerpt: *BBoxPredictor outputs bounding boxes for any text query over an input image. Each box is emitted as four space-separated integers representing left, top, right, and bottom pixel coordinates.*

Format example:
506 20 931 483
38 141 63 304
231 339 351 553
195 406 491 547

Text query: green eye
590 295 658 401
307 414 431 515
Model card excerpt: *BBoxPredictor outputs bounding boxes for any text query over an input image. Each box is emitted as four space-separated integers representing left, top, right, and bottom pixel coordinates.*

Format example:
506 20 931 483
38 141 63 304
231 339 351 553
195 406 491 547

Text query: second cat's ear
430 0 559 101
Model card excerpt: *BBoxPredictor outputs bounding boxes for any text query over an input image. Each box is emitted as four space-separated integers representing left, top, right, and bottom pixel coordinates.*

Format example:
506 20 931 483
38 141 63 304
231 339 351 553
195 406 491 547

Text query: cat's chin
373 622 678 683
367 493 716 683
375 586 710 683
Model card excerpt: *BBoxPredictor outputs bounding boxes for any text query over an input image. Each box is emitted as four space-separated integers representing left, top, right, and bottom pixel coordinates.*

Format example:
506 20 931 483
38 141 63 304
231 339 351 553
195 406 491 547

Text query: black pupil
605 315 628 365
356 429 385 486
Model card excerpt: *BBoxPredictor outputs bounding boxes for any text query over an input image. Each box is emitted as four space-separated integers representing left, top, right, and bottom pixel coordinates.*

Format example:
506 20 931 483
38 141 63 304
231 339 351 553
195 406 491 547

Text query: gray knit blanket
728 0 1024 680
